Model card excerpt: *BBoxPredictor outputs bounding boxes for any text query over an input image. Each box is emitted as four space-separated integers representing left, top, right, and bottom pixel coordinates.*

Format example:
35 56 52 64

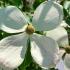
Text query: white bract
56 47 70 70
63 54 70 70
0 0 63 70
56 59 65 70
46 21 70 70
62 46 70 70
46 26 69 47
60 21 70 28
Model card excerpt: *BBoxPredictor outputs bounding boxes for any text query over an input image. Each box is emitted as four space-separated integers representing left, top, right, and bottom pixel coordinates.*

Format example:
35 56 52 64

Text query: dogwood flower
0 0 63 69
46 19 70 70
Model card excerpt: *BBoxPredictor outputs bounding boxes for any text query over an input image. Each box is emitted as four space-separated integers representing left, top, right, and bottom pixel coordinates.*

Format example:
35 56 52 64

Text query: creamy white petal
56 59 65 70
60 21 70 28
59 49 65 59
0 6 29 33
56 50 65 70
31 33 59 69
48 0 57 1
32 1 63 31
46 27 69 47
0 33 28 69
64 54 70 70
2 67 13 70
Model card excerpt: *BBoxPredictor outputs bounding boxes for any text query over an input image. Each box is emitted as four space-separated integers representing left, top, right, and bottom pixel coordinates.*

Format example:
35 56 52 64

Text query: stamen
65 46 70 54
26 24 35 35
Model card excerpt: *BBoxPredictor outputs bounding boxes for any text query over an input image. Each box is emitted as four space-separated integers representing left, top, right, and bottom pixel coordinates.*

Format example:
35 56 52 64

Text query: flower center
65 46 70 54
25 24 35 35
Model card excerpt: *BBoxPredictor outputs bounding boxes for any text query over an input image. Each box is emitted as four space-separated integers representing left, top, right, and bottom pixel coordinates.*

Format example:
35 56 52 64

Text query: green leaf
0 30 3 40
11 0 21 6
19 39 32 70
63 8 68 18
33 0 45 9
